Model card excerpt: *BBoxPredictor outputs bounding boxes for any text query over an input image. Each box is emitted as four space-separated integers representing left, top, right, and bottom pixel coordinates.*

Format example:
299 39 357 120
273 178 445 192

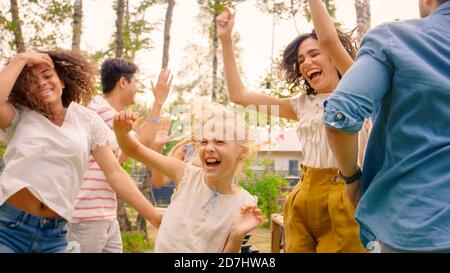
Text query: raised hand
216 6 235 40
151 69 173 106
153 118 172 148
19 52 54 68
230 204 263 238
113 111 138 137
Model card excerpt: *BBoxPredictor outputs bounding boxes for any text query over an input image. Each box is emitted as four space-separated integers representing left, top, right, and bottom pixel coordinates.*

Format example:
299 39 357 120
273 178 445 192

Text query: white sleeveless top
155 164 257 253
289 93 372 168
0 103 119 222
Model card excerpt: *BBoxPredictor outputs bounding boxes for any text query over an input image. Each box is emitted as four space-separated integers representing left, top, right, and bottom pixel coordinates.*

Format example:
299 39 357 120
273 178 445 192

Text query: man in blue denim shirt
323 0 450 252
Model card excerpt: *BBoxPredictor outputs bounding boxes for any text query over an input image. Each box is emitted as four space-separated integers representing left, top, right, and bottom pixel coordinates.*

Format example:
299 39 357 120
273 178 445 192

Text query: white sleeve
89 111 120 157
288 94 309 119
243 191 258 206
0 107 20 144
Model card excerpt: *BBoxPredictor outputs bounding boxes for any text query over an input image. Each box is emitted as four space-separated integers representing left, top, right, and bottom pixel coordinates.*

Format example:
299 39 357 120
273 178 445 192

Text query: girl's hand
230 204 263 238
113 111 138 136
18 52 54 68
216 7 235 40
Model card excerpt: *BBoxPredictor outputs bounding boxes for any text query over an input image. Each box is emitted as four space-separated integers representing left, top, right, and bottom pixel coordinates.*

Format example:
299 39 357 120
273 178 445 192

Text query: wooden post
271 213 284 253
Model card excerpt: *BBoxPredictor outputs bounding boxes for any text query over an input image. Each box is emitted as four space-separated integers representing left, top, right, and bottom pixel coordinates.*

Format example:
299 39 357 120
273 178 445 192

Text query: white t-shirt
155 164 257 253
0 102 119 222
289 93 372 168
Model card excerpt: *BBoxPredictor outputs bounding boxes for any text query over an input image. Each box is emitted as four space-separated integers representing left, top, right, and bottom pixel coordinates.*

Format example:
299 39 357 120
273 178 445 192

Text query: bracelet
147 117 160 125
338 168 362 184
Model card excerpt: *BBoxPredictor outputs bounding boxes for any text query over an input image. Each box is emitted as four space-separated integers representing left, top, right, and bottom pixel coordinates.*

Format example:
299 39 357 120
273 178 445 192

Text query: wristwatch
338 168 362 184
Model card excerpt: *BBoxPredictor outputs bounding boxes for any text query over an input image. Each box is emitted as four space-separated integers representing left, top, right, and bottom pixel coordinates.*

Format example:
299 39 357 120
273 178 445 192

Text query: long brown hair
9 50 97 119
278 29 358 95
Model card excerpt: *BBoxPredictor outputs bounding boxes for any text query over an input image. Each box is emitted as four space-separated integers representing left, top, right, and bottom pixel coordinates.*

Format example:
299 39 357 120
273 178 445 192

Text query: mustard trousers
283 165 366 253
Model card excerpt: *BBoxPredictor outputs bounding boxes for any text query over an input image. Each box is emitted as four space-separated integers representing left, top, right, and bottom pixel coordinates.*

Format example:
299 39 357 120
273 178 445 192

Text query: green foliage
95 0 161 62
197 0 245 14
122 158 134 174
0 0 73 59
255 0 300 21
302 0 341 27
121 231 154 253
0 144 6 161
239 157 289 225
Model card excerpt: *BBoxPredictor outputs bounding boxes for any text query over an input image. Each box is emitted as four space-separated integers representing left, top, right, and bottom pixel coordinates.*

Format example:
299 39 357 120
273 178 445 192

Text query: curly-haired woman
0 51 161 253
217 0 371 253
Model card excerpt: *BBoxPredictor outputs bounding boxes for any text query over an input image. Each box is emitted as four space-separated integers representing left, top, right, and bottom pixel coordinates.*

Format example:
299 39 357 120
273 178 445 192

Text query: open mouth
39 88 53 98
205 158 221 169
306 69 323 83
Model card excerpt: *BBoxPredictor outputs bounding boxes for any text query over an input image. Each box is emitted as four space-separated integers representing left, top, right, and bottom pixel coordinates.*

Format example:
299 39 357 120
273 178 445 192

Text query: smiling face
297 37 340 93
27 64 64 106
196 116 248 183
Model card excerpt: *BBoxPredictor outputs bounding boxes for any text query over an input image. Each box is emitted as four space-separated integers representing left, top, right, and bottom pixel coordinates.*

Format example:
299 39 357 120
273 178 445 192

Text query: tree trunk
162 0 175 69
136 168 153 238
211 8 218 101
355 0 371 40
71 0 83 51
10 0 25 53
115 0 125 58
116 198 132 231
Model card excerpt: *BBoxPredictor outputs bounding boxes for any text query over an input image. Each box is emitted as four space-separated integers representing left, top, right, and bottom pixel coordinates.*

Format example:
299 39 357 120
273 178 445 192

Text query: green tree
302 0 336 20
256 0 300 21
162 0 175 69
0 0 73 59
71 0 83 51
9 0 25 53
196 0 245 101
355 0 371 40
240 157 289 225
174 2 245 106
93 0 163 63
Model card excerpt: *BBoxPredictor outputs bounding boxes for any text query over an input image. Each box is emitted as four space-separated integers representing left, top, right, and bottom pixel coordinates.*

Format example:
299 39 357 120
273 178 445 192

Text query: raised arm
92 145 163 228
0 52 53 128
307 0 354 75
135 69 172 148
217 8 298 121
148 118 174 188
114 111 186 186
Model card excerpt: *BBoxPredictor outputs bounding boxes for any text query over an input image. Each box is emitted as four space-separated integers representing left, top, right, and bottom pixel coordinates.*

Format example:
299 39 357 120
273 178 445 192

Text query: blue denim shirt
323 2 450 251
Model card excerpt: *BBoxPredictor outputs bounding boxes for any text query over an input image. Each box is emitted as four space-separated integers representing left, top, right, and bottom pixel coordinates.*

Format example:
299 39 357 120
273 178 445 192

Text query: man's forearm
136 102 162 147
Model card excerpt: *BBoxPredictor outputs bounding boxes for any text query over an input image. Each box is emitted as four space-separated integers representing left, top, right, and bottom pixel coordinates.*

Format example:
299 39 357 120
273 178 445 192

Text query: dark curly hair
278 29 358 96
9 50 97 120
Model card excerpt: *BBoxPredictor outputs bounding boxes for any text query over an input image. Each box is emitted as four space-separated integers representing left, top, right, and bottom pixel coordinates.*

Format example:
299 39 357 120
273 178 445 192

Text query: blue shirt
323 2 450 251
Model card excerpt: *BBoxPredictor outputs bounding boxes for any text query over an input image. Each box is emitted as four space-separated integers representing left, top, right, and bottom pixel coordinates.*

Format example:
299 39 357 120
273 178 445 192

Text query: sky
81 0 420 104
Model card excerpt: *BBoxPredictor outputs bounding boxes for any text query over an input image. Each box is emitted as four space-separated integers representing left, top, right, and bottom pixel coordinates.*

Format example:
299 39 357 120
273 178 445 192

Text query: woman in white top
217 1 370 253
113 105 263 252
0 51 161 253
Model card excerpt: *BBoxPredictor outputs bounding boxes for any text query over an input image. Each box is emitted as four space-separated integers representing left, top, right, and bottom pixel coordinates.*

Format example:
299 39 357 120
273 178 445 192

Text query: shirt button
336 112 344 120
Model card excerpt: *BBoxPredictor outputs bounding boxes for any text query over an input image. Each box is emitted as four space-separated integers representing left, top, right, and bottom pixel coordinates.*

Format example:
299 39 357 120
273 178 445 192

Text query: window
288 160 299 176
